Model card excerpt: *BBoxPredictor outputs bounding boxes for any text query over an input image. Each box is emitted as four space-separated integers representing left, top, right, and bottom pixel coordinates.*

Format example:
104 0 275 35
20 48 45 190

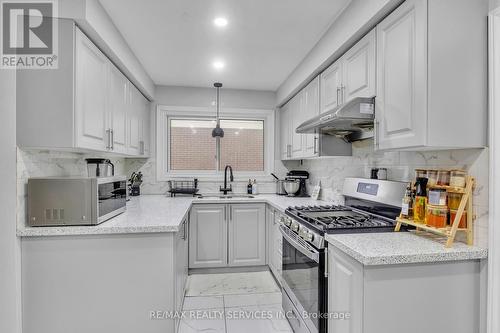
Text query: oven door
280 225 326 333
97 178 127 223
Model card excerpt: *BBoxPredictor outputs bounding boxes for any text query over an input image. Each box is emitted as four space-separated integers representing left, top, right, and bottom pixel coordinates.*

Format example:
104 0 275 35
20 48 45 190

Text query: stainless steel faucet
220 165 234 195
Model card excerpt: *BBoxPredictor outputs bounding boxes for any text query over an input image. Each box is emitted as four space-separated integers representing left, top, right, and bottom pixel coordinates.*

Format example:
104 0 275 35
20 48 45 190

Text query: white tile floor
179 271 293 333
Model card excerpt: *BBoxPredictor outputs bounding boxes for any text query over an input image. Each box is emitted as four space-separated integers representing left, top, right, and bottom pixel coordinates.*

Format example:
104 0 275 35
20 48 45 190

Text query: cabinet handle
110 129 114 150
313 136 318 154
374 120 380 149
341 85 345 104
105 129 111 150
336 87 341 105
324 249 328 278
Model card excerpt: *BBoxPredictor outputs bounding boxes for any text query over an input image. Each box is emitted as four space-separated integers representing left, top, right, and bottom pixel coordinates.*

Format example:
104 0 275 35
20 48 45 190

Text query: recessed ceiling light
213 61 225 70
213 17 228 27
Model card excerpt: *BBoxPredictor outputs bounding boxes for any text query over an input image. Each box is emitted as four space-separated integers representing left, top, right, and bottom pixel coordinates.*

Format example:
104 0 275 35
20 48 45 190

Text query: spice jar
426 205 448 228
428 188 447 206
427 170 438 186
450 210 467 228
448 193 462 210
437 170 450 186
450 170 467 188
415 169 427 179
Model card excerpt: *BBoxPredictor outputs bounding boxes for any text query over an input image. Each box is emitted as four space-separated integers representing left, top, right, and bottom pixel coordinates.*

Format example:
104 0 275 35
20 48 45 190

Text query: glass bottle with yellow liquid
413 177 428 223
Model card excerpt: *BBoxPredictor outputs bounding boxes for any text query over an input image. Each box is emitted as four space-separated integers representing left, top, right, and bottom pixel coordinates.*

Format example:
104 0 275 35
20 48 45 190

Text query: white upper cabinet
321 29 376 113
375 0 427 150
375 0 487 150
302 77 320 157
128 84 142 155
74 29 109 151
108 65 129 154
290 94 303 158
342 29 376 102
280 76 320 160
320 60 343 113
16 20 151 157
280 102 291 160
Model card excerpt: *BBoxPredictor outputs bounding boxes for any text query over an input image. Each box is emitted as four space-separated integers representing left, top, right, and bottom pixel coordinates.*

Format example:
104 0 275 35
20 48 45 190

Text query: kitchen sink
197 194 255 199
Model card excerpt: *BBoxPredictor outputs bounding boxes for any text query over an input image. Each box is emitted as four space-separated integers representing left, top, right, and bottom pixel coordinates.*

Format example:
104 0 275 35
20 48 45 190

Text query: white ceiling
99 0 351 91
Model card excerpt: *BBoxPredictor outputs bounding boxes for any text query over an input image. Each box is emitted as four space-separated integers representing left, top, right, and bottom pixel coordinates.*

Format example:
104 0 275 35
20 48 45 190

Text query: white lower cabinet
327 245 483 333
328 247 363 333
189 204 227 268
189 203 266 269
267 206 283 284
228 204 266 266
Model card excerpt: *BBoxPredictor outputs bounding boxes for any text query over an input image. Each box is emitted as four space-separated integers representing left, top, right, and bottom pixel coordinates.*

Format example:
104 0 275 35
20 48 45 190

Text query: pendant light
212 82 224 138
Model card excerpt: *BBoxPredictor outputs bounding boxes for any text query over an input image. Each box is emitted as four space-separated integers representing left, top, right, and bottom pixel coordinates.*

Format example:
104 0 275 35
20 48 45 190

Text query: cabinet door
140 98 151 156
108 65 128 154
189 205 227 268
302 77 320 157
375 0 427 150
328 247 363 333
127 84 142 155
74 29 109 151
266 206 275 267
290 94 304 158
280 103 291 160
228 204 266 267
320 60 343 112
342 29 376 103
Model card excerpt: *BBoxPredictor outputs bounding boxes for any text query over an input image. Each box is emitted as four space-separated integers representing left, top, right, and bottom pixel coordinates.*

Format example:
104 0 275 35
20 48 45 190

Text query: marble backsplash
17 142 489 248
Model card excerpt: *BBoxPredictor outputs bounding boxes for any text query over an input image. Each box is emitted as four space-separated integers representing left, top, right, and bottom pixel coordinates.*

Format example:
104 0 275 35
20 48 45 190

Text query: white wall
276 0 403 105
491 0 500 10
155 85 276 109
0 71 22 332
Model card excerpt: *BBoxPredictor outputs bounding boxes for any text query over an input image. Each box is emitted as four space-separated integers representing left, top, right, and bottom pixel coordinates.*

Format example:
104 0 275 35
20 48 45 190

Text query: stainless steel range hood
296 97 375 142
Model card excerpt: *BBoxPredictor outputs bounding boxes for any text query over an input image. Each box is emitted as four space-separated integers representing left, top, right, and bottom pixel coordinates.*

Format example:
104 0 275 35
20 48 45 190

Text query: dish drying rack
168 179 199 197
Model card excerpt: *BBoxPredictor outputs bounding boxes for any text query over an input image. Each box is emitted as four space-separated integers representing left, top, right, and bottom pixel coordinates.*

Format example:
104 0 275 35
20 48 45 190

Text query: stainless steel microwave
28 176 127 226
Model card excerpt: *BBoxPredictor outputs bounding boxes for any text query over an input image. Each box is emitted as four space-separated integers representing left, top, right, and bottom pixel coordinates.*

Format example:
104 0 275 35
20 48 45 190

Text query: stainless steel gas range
280 177 407 333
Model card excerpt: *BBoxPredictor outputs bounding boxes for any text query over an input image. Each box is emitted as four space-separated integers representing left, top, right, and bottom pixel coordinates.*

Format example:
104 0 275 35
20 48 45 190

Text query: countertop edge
16 195 310 237
326 234 488 266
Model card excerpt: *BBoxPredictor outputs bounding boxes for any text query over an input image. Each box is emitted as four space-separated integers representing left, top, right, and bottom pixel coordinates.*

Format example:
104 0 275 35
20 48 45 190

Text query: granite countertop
17 194 327 237
325 232 488 266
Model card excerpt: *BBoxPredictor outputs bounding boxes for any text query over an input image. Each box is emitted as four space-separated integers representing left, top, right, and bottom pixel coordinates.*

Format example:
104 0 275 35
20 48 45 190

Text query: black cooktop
285 205 397 234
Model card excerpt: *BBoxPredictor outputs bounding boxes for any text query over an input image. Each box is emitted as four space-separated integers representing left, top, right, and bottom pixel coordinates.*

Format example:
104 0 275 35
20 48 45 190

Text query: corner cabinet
189 203 266 269
375 0 487 150
16 18 151 157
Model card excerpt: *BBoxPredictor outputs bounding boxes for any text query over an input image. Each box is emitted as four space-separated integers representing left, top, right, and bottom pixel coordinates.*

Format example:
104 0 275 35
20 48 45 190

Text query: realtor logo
1 0 58 69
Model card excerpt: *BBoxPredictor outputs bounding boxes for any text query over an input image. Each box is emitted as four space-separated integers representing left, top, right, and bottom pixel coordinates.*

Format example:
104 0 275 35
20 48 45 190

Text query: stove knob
285 218 293 227
290 221 299 232
279 216 286 224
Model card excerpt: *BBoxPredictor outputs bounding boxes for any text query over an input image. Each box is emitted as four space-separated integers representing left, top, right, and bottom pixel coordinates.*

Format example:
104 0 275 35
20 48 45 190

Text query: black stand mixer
285 170 310 197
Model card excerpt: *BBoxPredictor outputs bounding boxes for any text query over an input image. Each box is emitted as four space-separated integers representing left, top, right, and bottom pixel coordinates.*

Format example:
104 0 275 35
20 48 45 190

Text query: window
157 106 274 180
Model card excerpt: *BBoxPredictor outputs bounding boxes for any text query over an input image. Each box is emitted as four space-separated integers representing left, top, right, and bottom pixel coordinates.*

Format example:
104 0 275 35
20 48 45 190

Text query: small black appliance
285 170 309 197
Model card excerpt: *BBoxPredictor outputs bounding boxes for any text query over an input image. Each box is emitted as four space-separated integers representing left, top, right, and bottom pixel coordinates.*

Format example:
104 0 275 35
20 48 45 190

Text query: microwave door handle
279 225 319 263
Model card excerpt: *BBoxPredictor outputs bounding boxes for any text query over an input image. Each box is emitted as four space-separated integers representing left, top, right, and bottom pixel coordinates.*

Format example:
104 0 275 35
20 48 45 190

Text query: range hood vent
296 97 375 142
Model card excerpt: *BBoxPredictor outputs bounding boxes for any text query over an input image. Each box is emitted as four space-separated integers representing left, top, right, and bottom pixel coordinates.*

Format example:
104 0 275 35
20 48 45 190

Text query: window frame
156 105 275 181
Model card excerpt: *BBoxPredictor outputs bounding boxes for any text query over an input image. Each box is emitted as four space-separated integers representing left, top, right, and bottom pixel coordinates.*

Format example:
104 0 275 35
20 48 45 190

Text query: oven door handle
279 225 320 263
